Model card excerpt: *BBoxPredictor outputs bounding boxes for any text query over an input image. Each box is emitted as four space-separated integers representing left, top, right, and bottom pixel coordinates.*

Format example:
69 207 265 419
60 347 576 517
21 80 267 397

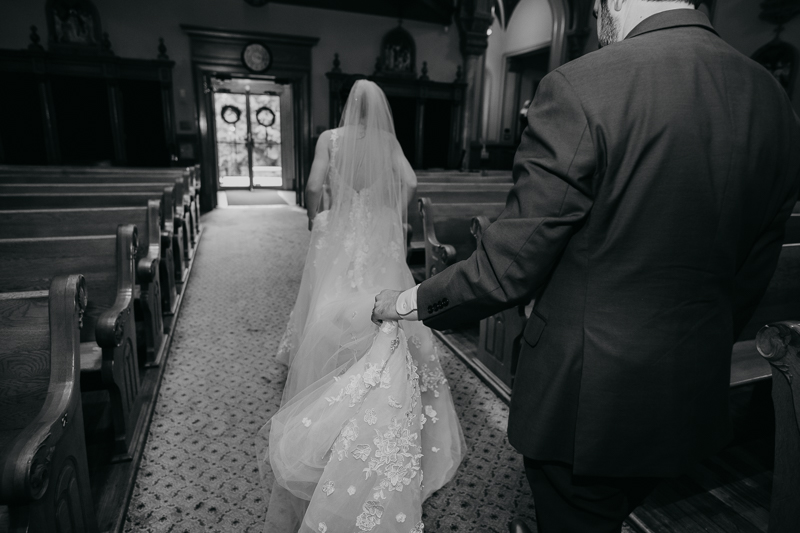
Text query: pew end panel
472 215 531 389
419 197 457 279
136 200 166 366
755 322 800 533
0 275 99 532
94 224 142 458
163 186 188 284
0 204 176 360
0 231 142 461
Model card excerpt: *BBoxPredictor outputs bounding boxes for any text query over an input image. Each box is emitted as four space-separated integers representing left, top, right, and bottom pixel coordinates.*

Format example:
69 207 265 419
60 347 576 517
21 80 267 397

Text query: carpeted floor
220 189 294 206
123 205 544 532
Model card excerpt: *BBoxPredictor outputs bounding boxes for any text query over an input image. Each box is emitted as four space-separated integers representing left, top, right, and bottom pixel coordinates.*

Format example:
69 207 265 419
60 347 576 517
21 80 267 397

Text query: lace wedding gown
259 81 465 533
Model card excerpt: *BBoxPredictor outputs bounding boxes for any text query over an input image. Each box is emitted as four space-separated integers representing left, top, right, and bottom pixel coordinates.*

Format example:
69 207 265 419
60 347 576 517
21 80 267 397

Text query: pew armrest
755 321 800 533
419 197 457 278
470 216 492 247
95 225 137 349
137 200 162 283
0 275 87 504
403 223 413 252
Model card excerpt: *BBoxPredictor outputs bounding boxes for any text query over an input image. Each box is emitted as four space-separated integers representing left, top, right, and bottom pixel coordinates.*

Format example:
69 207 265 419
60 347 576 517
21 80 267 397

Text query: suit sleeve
418 71 596 330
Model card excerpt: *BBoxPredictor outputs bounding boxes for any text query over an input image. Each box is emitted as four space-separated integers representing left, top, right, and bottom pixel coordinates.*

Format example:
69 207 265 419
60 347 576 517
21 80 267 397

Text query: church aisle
123 205 540 533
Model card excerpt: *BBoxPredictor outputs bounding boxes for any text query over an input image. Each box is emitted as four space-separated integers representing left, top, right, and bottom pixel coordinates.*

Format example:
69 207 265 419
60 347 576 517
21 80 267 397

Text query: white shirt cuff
395 285 420 321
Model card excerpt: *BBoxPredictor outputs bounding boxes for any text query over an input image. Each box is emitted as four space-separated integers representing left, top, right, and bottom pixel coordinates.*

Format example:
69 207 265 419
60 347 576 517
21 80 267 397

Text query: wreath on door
255 106 276 127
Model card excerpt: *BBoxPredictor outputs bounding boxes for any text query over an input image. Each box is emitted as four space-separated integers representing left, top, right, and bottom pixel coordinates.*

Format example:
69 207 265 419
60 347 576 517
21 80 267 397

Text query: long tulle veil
273 80 415 396
258 80 463 533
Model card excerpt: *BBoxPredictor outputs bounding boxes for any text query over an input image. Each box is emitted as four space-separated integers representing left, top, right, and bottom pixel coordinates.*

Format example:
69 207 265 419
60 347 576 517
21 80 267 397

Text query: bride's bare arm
305 130 331 229
392 143 417 208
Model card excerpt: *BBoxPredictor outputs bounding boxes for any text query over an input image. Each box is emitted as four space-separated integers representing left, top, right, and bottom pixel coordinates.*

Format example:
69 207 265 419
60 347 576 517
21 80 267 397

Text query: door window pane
250 93 282 188
214 93 249 188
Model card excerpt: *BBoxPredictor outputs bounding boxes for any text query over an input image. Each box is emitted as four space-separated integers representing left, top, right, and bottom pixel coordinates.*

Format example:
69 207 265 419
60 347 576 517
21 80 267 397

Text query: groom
372 0 800 531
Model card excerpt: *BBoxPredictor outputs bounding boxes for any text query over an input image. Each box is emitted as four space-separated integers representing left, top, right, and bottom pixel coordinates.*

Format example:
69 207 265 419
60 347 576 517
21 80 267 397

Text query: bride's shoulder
313 129 337 150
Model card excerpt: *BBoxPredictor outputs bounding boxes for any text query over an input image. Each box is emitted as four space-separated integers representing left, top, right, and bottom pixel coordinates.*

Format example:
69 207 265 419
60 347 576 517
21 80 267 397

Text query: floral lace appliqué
276 313 296 360
353 444 372 461
419 364 447 398
356 500 384 531
326 361 388 407
424 405 438 424
333 418 359 460
363 416 422 499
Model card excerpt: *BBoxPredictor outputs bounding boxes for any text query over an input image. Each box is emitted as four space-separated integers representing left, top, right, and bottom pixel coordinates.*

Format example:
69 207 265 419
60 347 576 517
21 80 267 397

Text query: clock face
242 42 272 72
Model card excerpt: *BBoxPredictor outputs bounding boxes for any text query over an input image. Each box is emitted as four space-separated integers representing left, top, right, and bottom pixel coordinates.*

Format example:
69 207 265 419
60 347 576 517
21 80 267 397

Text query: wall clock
241 42 272 73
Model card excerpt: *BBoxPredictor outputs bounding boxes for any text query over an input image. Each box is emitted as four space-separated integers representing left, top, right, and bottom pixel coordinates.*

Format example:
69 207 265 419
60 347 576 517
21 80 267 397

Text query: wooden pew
0 186 189 285
0 226 142 460
754 321 800 533
469 223 800 394
0 180 196 262
6 179 199 249
469 216 531 390
0 202 172 366
408 182 511 259
418 197 505 278
0 275 99 532
0 164 201 239
416 170 512 184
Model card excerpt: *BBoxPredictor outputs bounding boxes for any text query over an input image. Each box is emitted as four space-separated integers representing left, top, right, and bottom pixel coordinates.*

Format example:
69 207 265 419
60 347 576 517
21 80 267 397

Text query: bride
259 80 465 532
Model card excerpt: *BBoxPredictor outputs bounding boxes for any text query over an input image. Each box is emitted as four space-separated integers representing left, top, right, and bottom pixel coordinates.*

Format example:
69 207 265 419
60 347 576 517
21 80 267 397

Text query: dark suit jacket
418 9 800 477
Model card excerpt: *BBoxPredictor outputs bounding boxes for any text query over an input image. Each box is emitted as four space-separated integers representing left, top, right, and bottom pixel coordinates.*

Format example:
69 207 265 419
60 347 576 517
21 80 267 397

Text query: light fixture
487 28 493 36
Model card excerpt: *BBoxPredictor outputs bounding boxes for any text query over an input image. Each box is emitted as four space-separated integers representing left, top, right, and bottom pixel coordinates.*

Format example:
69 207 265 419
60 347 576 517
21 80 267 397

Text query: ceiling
268 0 457 25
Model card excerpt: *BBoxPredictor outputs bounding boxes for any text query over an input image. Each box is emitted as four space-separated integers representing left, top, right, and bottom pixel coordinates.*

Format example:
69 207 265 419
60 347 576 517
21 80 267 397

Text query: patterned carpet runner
124 205 540 532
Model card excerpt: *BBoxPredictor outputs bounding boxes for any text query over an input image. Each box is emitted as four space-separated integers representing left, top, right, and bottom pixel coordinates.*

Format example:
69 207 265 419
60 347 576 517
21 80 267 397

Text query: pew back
416 171 512 184
0 235 120 345
0 207 149 240
0 191 171 212
418 198 505 278
0 293 51 434
0 182 181 195
738 244 800 342
0 275 99 532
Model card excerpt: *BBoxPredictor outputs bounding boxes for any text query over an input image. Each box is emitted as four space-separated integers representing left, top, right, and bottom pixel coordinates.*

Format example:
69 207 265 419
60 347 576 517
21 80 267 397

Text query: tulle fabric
258 80 464 532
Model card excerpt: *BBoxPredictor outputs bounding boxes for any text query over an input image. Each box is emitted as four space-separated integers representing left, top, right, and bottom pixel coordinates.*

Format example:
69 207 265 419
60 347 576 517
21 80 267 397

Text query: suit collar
625 8 718 41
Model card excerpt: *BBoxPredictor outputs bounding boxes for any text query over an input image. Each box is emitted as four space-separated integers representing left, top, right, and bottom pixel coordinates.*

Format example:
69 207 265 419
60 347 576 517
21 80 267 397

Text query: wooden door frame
206 77 296 192
182 25 317 212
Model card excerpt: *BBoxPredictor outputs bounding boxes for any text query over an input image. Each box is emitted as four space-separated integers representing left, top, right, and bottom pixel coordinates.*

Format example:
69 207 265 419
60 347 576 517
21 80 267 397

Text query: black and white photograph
0 1 799 532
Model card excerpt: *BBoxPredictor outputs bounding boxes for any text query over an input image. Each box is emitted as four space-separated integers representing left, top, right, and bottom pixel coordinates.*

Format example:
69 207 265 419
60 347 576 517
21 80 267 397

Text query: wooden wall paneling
327 72 466 169
40 75 60 163
108 78 127 165
0 48 176 166
279 82 296 192
159 65 177 160
415 98 425 168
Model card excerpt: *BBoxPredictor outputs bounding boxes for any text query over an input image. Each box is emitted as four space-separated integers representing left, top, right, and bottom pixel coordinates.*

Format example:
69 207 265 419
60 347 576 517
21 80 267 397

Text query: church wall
712 0 800 112
0 0 462 136
482 0 553 142
479 0 799 145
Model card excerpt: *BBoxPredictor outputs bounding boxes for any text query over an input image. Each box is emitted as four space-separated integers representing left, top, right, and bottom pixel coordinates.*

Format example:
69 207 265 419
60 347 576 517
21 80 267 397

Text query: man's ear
613 0 625 12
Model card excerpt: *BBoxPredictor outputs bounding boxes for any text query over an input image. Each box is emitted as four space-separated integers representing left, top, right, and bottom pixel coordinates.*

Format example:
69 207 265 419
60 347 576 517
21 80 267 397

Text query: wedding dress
258 80 465 533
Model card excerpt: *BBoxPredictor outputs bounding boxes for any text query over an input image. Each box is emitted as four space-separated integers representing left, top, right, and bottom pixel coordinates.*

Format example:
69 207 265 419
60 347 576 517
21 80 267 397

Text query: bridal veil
259 80 464 533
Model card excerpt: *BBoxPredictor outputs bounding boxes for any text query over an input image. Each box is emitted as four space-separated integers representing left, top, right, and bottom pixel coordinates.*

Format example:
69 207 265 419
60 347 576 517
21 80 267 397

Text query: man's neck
619 1 696 40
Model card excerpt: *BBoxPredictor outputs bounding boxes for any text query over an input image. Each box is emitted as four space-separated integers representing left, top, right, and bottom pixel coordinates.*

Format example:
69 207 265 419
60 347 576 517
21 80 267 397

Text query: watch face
242 42 272 72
